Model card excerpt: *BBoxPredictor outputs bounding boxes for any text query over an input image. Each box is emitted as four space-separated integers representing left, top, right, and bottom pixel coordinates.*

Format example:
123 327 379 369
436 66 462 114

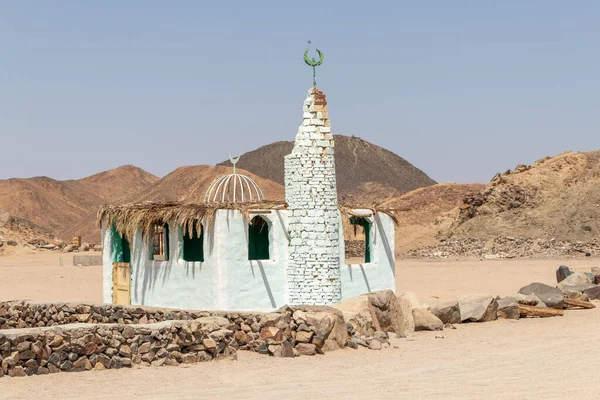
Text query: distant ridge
218 135 437 198
0 165 158 243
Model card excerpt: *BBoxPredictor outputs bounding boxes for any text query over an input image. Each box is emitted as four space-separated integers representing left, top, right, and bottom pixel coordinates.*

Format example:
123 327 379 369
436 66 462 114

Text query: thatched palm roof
97 201 397 240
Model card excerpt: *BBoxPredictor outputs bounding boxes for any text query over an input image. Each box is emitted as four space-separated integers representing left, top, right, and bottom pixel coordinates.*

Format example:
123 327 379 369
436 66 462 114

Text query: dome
204 155 265 203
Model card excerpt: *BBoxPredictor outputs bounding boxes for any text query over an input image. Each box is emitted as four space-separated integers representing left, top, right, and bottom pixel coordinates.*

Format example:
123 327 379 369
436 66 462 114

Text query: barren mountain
0 210 58 255
0 166 158 244
218 135 436 197
439 150 600 242
380 183 486 253
126 165 284 204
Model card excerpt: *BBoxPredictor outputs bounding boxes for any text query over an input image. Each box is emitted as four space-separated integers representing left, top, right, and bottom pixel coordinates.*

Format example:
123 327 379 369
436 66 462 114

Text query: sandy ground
1 252 600 399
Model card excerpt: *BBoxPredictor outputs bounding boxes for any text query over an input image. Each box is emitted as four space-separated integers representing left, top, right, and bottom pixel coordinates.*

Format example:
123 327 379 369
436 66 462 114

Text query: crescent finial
229 152 241 175
304 40 324 87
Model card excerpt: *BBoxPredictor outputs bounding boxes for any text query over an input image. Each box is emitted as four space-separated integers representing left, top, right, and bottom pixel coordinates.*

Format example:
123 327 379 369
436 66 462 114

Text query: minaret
284 86 341 305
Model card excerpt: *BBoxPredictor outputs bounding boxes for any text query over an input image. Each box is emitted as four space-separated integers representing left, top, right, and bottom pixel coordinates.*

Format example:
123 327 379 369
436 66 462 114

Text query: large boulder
559 283 596 301
367 291 407 334
412 308 443 331
333 290 414 336
496 297 519 320
557 273 595 290
459 294 498 322
429 300 461 324
518 283 564 309
519 282 573 310
583 285 600 300
556 265 572 283
514 293 546 307
292 306 347 352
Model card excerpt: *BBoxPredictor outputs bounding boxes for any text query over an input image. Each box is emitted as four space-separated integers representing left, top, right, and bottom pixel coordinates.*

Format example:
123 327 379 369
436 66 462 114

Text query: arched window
345 216 372 263
110 226 131 263
183 224 204 262
248 216 270 260
150 223 169 261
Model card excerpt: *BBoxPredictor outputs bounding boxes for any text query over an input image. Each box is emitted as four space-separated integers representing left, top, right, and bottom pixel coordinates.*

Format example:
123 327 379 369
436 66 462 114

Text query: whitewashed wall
102 210 288 312
339 212 396 299
102 209 395 311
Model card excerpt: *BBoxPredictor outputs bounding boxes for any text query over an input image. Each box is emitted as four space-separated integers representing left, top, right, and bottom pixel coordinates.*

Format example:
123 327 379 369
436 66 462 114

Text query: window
344 216 372 264
150 223 169 261
248 216 270 260
110 226 131 263
183 224 204 262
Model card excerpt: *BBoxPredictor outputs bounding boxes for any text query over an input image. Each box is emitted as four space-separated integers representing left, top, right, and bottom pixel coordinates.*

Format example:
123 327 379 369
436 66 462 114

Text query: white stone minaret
284 87 341 305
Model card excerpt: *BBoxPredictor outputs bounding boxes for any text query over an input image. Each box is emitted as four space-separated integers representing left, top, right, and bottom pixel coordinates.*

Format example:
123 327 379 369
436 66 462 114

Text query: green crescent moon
304 48 324 66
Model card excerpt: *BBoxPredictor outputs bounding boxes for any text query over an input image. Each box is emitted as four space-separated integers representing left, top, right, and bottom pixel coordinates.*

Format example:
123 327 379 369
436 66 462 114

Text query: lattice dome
204 155 265 203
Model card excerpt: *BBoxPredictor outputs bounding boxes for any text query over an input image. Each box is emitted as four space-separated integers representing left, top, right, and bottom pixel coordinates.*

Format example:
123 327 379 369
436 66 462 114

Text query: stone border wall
0 302 347 378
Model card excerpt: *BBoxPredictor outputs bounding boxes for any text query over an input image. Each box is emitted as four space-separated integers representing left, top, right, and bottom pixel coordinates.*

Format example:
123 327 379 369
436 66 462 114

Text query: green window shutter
110 225 124 263
248 216 270 260
363 219 371 263
183 225 204 262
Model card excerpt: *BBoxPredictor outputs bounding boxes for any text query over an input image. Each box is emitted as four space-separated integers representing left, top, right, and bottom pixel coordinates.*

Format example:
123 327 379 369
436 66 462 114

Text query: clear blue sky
1 1 598 183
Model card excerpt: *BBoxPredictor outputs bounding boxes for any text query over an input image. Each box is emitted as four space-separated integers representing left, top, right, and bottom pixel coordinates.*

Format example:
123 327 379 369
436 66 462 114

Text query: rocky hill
0 210 59 255
379 183 486 253
443 151 600 241
218 135 437 197
126 165 284 204
0 166 158 244
404 150 600 258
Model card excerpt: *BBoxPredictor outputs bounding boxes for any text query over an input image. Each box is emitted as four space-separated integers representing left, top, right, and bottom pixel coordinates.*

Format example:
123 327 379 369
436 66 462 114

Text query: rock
295 330 313 343
368 340 382 350
59 360 74 371
122 326 135 339
18 349 35 360
334 291 413 337
346 340 358 349
48 364 60 374
110 356 124 369
583 285 600 300
9 366 26 377
268 344 281 357
202 339 217 350
138 342 151 354
259 327 283 341
73 356 92 370
514 293 545 307
412 308 443 331
443 323 456 330
429 300 461 324
256 343 269 355
557 273 595 290
564 290 590 302
398 292 420 309
119 345 132 358
556 265 573 283
280 340 294 358
299 306 346 352
459 294 498 322
61 244 74 253
350 336 368 347
37 367 50 375
295 343 317 356
96 353 111 369
49 335 64 348
518 283 564 309
496 297 520 320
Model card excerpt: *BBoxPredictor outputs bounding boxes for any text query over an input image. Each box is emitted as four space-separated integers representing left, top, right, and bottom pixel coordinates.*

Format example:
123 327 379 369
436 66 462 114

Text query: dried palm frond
97 199 396 242
97 201 287 240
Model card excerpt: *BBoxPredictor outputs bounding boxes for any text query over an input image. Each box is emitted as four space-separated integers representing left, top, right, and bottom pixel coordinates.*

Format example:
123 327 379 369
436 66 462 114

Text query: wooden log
518 305 564 318
563 298 596 309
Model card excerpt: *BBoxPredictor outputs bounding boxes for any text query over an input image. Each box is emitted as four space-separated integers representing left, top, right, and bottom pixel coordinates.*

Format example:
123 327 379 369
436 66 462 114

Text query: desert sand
1 252 600 399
